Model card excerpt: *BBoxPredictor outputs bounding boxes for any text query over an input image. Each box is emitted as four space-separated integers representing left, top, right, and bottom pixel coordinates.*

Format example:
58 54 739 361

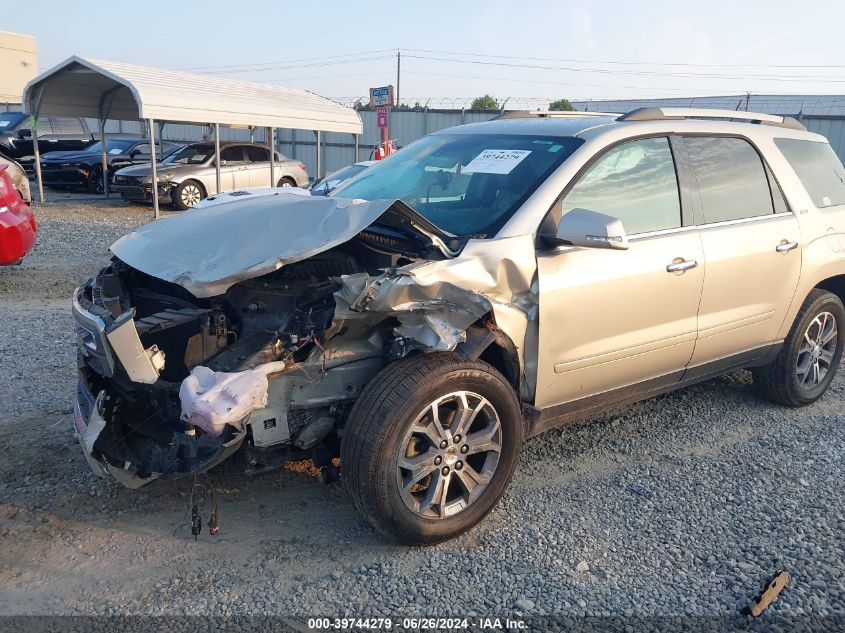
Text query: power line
195 55 395 75
405 70 700 94
176 49 396 72
403 47 845 70
402 54 845 83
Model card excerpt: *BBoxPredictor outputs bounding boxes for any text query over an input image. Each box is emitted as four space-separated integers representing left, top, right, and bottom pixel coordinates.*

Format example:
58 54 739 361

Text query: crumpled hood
110 193 453 298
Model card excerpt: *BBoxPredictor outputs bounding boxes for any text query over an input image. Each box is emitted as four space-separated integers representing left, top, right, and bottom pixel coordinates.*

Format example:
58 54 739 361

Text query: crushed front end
72 248 398 487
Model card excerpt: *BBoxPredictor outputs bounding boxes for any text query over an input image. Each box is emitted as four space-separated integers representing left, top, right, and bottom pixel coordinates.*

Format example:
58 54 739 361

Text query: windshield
312 163 369 194
0 112 26 131
164 144 215 165
333 133 582 236
86 139 137 154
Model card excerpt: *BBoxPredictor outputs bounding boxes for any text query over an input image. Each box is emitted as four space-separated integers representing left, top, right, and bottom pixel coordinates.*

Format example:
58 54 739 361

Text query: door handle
776 241 799 253
666 259 698 273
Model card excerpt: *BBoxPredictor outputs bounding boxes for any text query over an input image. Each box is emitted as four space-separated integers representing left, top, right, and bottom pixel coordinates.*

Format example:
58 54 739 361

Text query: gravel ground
0 196 842 630
0 193 172 415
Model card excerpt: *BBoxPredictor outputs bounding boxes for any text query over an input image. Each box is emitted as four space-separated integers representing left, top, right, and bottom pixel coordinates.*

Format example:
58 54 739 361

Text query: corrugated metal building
573 95 845 161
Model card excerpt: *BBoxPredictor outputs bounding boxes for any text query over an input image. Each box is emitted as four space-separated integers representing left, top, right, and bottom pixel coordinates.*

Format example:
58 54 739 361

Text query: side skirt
525 342 782 438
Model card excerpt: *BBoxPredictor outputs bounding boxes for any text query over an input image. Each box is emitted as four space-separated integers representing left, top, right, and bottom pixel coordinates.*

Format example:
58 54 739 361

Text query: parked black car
0 111 96 174
40 138 182 193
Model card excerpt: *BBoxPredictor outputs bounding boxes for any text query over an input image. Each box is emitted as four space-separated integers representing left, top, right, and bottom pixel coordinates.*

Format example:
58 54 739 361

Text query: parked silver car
111 142 309 209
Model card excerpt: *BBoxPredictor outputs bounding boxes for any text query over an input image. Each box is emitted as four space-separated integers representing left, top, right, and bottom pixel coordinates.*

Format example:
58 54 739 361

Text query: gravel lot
0 195 842 629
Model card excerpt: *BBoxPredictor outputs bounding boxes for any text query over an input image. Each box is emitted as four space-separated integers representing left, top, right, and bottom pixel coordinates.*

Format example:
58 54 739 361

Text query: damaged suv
73 108 845 543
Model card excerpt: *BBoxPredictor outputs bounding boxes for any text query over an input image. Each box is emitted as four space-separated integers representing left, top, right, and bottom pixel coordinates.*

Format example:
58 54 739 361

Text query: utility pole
396 50 401 107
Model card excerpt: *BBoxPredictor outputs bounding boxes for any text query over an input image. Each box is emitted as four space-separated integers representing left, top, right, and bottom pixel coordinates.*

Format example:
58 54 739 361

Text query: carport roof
22 55 363 134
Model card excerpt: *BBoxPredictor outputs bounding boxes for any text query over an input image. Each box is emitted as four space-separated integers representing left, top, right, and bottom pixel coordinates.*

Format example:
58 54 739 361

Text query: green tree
549 98 575 111
470 94 499 111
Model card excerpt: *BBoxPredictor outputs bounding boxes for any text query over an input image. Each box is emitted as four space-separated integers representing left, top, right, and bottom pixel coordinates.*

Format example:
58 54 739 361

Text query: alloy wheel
796 311 838 388
181 184 202 207
396 391 502 519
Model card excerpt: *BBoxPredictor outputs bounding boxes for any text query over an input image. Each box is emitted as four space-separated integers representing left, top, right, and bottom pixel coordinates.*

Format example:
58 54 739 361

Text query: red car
0 164 37 265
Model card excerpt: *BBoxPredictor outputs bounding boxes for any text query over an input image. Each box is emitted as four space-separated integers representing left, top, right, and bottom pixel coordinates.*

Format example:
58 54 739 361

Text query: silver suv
72 108 845 543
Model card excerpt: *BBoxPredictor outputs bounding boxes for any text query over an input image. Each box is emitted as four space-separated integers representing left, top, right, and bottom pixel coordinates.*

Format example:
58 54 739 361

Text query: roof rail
617 107 806 131
493 110 619 120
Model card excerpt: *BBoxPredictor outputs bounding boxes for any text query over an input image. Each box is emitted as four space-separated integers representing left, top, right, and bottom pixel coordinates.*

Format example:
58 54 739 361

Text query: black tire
277 177 296 188
171 180 205 210
341 352 523 545
753 289 845 406
87 164 111 194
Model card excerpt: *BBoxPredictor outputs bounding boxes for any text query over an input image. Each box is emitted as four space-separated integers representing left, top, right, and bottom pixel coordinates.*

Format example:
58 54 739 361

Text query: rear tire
341 353 523 545
753 289 845 406
277 177 295 188
171 180 205 210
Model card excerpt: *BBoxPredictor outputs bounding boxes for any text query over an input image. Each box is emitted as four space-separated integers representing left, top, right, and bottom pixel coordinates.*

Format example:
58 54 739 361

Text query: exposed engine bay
75 228 435 485
72 195 537 488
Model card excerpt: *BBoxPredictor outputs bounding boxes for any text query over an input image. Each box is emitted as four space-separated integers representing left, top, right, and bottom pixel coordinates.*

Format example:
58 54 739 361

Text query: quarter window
775 138 845 208
559 137 681 235
684 137 774 223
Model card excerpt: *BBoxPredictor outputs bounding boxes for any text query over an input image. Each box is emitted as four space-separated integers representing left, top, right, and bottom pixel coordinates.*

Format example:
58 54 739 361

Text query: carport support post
316 130 322 180
31 124 44 203
214 123 221 195
100 121 109 197
354 133 359 162
149 119 160 220
269 127 275 187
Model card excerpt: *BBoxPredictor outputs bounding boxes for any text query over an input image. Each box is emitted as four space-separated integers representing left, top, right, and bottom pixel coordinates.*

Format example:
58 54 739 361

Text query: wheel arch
180 178 207 196
455 320 522 398
815 274 845 306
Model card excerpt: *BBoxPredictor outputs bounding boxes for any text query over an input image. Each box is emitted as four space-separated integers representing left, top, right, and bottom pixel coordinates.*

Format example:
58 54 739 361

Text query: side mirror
545 208 629 250
17 128 32 139
128 149 140 158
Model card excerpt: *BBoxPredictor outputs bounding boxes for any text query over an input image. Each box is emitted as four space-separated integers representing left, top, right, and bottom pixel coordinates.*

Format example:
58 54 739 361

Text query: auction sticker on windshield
462 149 531 174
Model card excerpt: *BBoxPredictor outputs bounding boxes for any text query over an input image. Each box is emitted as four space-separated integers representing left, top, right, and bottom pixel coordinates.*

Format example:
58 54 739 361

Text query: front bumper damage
73 291 250 487
72 196 540 488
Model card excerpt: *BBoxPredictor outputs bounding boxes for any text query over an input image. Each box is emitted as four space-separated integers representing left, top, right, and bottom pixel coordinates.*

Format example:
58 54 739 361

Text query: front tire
171 180 205 210
87 165 111 194
341 353 523 545
753 289 845 406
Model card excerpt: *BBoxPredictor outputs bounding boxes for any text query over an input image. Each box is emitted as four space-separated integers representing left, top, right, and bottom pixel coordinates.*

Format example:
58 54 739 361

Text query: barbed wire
329 94 845 113
332 96 584 110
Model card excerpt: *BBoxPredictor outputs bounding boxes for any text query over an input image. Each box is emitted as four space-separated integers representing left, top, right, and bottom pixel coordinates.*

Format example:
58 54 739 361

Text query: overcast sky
3 0 845 106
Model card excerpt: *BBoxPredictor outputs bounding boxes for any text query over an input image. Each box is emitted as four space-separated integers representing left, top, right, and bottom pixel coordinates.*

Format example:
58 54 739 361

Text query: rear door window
559 137 681 234
245 146 270 163
775 138 845 208
684 137 774 223
220 146 245 164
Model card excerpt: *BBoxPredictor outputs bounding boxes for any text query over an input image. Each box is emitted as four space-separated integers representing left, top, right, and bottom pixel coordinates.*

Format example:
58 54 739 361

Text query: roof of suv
440 108 822 143
439 115 618 138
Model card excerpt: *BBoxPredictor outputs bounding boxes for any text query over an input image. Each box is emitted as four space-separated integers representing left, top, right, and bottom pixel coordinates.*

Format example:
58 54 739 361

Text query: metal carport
22 55 363 217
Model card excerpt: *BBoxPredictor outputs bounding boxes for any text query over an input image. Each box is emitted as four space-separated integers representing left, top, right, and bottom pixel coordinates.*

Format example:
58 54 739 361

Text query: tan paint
535 231 704 407
689 213 802 366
